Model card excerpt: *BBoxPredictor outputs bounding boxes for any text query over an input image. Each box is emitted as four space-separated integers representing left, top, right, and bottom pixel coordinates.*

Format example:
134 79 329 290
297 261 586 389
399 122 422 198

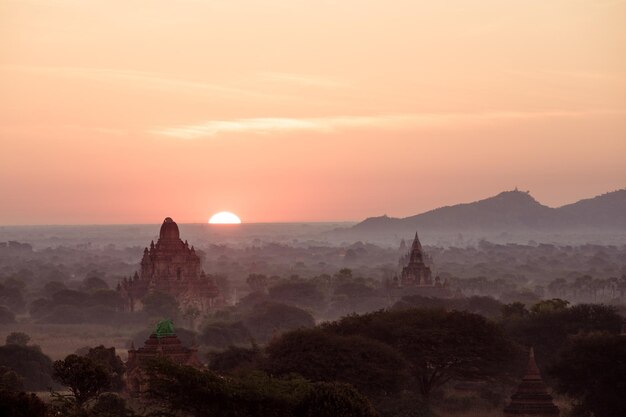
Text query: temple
399 232 440 287
503 347 560 417
117 217 222 312
125 320 202 395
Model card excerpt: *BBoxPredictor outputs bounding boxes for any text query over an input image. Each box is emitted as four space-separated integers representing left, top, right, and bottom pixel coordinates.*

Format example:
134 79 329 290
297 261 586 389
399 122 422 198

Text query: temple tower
400 232 433 286
117 217 221 312
503 347 560 417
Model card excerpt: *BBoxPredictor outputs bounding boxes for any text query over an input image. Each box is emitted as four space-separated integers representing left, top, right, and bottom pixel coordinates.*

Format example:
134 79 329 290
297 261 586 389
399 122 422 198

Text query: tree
464 296 504 318
90 393 137 417
268 281 325 310
502 303 623 368
0 390 47 417
82 275 109 292
209 345 263 374
144 358 286 417
52 289 87 306
0 344 54 390
144 357 378 417
43 281 67 297
243 302 315 343
142 291 179 319
323 308 516 400
83 346 125 392
246 274 268 292
266 328 409 396
530 298 569 314
5 333 30 347
501 302 529 319
90 290 123 309
0 366 24 391
53 354 110 406
201 321 251 349
0 283 26 313
295 382 379 417
549 333 626 417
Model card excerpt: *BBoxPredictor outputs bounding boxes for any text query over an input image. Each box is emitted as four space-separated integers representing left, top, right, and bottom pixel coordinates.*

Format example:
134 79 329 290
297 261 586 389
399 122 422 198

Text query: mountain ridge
352 188 626 233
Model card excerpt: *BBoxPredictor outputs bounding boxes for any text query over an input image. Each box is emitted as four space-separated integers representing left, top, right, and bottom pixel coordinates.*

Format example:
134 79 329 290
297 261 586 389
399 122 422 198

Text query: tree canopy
323 308 517 399
549 333 626 417
266 328 409 396
53 354 111 405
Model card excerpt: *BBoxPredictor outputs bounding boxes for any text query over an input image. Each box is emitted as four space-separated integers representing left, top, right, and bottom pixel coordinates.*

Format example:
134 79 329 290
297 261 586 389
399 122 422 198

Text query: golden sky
1 0 625 224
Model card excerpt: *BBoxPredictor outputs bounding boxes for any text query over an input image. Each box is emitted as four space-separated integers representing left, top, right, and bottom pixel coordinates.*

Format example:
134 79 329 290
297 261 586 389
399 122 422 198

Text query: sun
208 211 242 224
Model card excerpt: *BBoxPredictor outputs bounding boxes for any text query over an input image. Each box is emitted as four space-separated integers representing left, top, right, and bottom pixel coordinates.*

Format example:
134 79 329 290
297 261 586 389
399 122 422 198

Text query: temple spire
412 232 422 251
525 346 541 379
408 232 425 263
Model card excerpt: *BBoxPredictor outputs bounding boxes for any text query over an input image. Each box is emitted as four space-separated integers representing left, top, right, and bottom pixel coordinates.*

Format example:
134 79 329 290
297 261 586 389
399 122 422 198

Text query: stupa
503 347 560 417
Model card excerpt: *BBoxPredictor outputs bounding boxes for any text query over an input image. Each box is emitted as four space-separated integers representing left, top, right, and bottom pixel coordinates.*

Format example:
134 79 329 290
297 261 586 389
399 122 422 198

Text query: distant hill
351 189 626 234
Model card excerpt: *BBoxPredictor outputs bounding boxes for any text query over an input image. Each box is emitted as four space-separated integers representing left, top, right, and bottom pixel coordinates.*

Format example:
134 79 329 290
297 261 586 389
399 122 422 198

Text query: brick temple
398 232 442 287
125 320 202 395
504 347 560 417
117 217 222 312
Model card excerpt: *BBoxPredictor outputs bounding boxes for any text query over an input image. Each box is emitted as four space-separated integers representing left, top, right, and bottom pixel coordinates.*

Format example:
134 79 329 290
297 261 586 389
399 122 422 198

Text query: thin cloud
151 109 626 140
0 65 288 101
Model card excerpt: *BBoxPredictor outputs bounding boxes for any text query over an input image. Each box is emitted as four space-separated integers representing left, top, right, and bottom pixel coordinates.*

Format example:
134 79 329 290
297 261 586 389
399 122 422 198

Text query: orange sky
1 0 625 224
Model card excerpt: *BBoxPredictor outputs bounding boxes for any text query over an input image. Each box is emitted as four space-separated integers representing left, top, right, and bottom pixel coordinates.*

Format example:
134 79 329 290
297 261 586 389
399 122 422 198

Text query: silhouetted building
125 320 202 395
504 347 560 417
117 217 221 312
399 233 436 287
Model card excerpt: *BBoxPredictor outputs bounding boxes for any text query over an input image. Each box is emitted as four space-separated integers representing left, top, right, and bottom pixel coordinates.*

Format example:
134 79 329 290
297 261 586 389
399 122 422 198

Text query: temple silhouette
504 347 560 417
400 232 436 287
117 217 222 313
395 232 444 288
125 320 202 395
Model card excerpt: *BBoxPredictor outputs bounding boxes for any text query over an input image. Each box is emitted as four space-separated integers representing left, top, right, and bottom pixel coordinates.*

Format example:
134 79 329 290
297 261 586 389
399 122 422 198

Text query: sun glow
208 211 241 224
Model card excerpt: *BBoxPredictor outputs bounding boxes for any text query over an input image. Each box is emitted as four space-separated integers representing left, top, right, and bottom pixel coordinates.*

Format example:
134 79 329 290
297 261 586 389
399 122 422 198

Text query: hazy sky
1 0 625 224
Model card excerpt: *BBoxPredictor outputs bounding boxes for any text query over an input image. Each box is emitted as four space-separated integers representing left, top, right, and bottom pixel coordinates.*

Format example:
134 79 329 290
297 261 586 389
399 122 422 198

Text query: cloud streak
151 109 626 139
0 65 291 102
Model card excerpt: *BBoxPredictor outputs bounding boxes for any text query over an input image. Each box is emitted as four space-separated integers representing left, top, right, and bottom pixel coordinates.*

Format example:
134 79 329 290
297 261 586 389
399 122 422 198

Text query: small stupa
503 347 560 417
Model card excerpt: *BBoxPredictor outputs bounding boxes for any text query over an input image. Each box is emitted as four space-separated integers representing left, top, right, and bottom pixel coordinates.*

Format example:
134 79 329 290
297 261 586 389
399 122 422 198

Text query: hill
351 189 626 234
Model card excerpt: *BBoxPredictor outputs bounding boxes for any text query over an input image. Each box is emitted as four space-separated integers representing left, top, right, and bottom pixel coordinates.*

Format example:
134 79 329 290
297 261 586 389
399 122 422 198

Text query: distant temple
503 347 560 417
117 217 222 312
125 320 202 395
398 233 442 287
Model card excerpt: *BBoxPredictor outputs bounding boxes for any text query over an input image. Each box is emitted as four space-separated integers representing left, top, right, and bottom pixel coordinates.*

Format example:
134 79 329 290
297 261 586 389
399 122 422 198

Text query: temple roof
159 217 180 241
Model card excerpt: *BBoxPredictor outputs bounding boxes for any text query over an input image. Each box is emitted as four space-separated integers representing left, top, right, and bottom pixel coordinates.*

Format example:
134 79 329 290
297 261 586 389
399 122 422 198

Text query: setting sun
208 211 242 224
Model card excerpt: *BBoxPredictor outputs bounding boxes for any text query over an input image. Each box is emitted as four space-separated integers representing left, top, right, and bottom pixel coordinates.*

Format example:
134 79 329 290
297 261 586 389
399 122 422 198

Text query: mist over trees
1 221 625 417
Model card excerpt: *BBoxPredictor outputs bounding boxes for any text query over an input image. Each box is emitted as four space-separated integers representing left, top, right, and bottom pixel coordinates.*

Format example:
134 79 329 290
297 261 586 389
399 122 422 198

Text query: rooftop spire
525 346 541 379
408 232 424 263
412 232 422 250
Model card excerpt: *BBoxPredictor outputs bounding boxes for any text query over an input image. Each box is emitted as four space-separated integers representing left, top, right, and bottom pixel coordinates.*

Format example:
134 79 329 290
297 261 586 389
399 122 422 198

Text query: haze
1 0 625 224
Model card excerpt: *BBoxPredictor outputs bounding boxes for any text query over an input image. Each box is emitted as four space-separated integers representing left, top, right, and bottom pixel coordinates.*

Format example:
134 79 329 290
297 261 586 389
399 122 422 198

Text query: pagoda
125 320 202 395
117 217 221 312
400 232 435 287
503 347 560 417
